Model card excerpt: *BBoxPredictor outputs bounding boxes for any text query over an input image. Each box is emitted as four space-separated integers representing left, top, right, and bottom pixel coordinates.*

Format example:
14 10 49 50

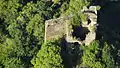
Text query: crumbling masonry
45 6 98 45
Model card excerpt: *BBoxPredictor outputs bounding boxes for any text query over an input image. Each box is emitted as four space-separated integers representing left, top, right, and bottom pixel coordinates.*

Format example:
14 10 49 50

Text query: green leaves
80 41 116 68
0 0 21 20
81 41 103 68
66 0 90 26
26 14 44 38
0 0 117 68
102 43 115 68
69 0 90 14
32 40 63 68
0 38 15 62
3 58 24 68
53 0 60 4
0 0 47 67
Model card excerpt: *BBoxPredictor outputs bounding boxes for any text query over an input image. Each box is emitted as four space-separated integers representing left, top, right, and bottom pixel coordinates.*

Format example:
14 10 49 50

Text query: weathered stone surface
81 6 98 45
45 17 67 41
45 6 98 46
83 32 96 45
89 6 97 14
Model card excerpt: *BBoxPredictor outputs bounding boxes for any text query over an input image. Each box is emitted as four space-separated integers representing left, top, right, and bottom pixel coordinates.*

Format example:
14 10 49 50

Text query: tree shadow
72 25 90 41
95 1 120 66
60 38 82 68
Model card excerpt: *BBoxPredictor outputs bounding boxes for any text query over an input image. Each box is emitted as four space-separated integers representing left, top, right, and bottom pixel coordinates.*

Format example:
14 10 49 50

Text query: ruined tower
45 6 98 45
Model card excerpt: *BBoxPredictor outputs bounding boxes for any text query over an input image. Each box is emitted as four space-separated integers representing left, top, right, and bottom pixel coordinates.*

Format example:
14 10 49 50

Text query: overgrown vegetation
0 0 120 68
31 40 63 68
66 0 90 26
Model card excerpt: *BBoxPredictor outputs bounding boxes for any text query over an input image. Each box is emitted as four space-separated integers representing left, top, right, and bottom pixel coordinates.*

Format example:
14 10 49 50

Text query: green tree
3 58 24 68
102 43 115 68
0 38 26 68
0 0 47 67
66 0 91 26
31 40 64 68
80 41 103 68
0 0 21 19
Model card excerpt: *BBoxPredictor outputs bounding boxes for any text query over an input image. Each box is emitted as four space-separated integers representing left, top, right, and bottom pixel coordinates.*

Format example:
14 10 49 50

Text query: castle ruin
45 6 98 45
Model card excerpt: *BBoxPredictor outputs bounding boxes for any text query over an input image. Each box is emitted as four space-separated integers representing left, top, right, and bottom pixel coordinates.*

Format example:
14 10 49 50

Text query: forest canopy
0 0 120 68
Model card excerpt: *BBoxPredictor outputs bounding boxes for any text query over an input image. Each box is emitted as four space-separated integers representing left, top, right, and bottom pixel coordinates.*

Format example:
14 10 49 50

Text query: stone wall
44 6 98 45
45 17 67 42
81 6 98 45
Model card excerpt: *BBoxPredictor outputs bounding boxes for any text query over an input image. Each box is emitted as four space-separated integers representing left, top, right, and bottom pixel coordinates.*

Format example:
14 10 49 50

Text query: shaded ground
72 25 90 41
96 2 120 65
60 38 82 68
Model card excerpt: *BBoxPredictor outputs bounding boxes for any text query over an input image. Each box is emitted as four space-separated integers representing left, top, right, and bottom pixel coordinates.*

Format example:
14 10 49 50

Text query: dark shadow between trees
94 1 120 66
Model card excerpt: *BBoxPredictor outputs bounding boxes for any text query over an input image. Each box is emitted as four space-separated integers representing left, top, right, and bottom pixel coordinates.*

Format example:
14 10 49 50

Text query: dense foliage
67 0 91 26
80 41 115 68
0 0 120 68
31 40 63 68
